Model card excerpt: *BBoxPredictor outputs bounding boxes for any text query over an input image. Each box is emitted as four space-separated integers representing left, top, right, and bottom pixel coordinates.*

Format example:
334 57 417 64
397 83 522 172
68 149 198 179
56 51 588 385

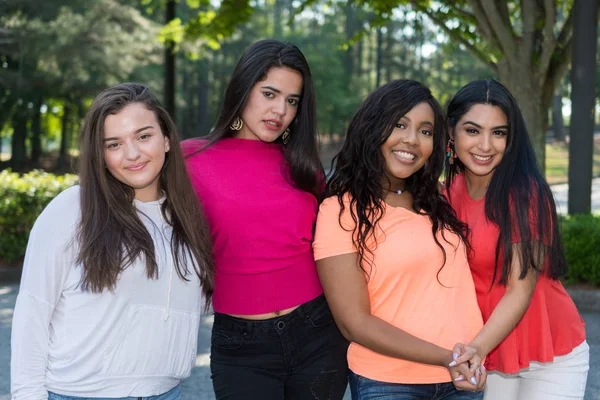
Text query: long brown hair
77 83 214 303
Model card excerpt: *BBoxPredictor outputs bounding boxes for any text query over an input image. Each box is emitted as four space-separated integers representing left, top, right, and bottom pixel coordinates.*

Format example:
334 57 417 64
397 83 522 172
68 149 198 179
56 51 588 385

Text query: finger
455 364 477 385
450 352 474 367
453 380 478 391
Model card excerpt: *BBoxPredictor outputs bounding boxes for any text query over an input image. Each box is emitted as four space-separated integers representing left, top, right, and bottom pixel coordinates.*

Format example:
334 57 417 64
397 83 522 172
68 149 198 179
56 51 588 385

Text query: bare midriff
227 305 300 320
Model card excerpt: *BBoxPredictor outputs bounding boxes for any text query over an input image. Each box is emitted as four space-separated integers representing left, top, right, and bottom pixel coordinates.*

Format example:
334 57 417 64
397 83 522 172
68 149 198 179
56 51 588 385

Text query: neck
464 170 492 200
382 176 405 194
134 186 162 203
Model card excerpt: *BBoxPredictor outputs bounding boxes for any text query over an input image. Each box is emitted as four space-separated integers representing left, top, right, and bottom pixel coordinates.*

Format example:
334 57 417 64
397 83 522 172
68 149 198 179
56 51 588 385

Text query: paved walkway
0 284 598 399
551 177 600 215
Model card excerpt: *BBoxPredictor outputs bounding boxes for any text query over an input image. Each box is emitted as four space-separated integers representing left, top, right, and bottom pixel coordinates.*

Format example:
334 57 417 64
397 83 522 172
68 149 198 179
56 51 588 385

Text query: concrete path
0 284 598 399
552 178 600 215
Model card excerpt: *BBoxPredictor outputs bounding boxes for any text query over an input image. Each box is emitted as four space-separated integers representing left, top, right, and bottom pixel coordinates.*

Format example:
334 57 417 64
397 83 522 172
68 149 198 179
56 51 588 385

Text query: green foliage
0 170 77 264
562 214 600 286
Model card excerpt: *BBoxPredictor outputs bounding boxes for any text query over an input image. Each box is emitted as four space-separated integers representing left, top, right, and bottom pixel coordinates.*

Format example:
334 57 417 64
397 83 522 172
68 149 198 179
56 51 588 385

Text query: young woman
313 79 486 400
11 83 214 400
445 79 589 400
182 39 349 399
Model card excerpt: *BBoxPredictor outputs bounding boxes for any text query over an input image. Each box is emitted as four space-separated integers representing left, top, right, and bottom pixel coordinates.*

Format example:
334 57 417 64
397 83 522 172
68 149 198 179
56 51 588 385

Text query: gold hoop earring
230 117 243 131
282 128 291 144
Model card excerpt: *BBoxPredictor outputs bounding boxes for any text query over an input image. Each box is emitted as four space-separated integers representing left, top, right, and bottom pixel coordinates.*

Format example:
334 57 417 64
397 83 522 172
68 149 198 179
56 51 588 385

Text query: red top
447 174 586 373
182 138 323 315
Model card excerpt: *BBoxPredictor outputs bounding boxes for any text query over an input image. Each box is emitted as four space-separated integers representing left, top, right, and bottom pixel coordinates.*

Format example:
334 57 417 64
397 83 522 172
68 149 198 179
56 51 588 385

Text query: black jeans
210 294 350 399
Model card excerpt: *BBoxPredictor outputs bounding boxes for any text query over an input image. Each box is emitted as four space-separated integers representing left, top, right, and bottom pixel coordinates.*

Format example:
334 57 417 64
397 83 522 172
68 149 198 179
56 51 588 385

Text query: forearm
345 314 453 367
469 287 533 357
11 292 53 400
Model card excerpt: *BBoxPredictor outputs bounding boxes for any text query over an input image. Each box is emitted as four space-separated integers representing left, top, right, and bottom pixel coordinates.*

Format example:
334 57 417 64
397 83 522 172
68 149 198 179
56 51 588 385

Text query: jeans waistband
213 294 327 334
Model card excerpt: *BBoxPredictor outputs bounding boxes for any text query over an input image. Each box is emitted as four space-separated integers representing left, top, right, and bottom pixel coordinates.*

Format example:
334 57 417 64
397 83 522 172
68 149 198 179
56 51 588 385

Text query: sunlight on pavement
196 352 210 367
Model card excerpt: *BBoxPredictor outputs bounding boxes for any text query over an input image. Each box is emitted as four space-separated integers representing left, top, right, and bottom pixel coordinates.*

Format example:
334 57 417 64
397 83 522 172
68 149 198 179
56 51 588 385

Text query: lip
391 149 418 164
263 119 282 131
126 162 147 171
470 153 494 166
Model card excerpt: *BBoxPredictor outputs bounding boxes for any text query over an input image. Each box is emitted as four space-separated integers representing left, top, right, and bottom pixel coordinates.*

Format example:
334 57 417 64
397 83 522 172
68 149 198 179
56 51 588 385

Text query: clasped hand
446 343 487 392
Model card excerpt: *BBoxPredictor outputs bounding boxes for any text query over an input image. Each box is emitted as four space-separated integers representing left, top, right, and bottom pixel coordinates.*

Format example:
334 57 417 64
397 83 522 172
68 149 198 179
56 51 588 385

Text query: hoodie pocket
102 305 199 378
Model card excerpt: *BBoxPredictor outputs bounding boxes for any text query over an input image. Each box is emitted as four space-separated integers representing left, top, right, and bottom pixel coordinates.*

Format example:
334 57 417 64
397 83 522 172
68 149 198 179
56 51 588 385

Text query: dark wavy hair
445 79 567 285
77 83 215 304
187 39 323 198
327 79 470 275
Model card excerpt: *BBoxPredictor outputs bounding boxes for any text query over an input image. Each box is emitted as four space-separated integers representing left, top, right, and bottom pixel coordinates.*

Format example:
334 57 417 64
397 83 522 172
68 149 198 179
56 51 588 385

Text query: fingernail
481 365 486 371
454 376 465 382
453 352 459 360
448 361 457 367
470 377 477 385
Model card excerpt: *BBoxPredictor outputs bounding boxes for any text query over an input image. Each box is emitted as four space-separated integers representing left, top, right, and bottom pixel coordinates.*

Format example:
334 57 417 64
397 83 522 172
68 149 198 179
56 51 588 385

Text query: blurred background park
1 1 600 399
0 1 599 280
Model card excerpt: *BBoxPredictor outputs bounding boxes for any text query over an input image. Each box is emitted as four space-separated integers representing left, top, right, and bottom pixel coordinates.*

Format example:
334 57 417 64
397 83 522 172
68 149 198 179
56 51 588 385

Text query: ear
447 125 455 140
164 136 171 152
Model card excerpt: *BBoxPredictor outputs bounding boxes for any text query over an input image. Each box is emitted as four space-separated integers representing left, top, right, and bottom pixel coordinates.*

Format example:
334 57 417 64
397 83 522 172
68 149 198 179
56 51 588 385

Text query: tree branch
419 6 497 72
538 0 557 83
520 0 539 69
465 0 496 44
480 0 518 63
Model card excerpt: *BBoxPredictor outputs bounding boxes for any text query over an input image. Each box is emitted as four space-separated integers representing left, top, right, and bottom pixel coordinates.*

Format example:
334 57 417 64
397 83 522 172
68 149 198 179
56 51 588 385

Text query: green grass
545 139 600 184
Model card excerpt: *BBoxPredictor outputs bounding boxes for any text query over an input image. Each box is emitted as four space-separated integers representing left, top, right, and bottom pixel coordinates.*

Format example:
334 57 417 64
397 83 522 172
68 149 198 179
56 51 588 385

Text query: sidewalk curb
566 288 600 313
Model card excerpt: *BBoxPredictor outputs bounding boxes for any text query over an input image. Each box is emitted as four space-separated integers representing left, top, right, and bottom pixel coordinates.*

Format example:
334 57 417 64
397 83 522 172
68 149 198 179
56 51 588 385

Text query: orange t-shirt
447 174 586 374
313 195 483 384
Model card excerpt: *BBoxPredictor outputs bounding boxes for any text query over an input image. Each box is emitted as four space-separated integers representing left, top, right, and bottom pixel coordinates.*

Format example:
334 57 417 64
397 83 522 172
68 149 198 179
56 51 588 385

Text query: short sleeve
313 195 357 260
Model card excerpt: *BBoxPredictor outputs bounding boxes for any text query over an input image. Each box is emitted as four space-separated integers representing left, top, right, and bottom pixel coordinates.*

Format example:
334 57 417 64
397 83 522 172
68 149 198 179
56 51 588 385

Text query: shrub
561 214 600 286
0 170 78 265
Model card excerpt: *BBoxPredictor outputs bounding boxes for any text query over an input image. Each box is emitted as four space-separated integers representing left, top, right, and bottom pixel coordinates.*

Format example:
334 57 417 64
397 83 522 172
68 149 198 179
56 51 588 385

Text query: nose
272 99 287 117
125 141 141 160
478 133 492 152
401 127 418 145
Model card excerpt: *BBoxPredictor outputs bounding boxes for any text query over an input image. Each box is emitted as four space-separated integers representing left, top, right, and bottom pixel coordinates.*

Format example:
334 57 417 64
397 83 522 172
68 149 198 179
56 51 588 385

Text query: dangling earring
446 138 458 165
282 128 291 145
230 117 243 131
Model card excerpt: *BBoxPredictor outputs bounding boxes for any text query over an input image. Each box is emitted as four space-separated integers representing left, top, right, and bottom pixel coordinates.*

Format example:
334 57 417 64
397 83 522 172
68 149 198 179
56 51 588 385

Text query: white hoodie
11 186 204 400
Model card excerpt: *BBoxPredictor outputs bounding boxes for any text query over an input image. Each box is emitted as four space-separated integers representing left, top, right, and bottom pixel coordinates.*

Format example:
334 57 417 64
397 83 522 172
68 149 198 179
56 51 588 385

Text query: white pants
483 341 590 400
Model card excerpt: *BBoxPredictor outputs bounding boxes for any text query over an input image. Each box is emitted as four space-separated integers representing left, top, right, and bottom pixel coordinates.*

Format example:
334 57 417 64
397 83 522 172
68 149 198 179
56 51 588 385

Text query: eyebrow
400 116 433 126
103 126 154 141
462 121 509 130
260 85 301 98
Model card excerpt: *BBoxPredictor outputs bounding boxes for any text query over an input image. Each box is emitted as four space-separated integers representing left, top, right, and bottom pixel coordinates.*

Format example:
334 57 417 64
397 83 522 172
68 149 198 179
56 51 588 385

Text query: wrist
440 349 454 368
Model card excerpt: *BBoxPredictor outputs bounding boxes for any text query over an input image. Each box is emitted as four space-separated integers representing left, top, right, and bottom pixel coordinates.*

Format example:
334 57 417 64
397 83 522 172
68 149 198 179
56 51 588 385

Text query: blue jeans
350 371 483 400
48 385 181 400
210 294 349 399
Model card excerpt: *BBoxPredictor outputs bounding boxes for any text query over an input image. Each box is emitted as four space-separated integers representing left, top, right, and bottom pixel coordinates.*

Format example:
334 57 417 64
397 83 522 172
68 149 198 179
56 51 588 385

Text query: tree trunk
568 0 598 214
31 96 43 167
197 60 210 137
9 107 28 172
274 0 283 38
57 102 71 170
552 92 565 142
376 27 383 88
498 62 548 171
164 0 177 120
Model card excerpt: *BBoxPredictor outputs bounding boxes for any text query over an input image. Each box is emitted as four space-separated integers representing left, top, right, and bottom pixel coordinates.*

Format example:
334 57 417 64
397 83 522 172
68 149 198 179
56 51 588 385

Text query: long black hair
445 79 567 285
188 39 323 198
327 79 470 274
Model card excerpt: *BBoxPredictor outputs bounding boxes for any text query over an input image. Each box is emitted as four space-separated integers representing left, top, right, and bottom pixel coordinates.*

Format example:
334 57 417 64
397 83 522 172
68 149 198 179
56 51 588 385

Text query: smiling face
451 104 508 183
380 101 435 190
236 66 303 142
103 103 169 202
